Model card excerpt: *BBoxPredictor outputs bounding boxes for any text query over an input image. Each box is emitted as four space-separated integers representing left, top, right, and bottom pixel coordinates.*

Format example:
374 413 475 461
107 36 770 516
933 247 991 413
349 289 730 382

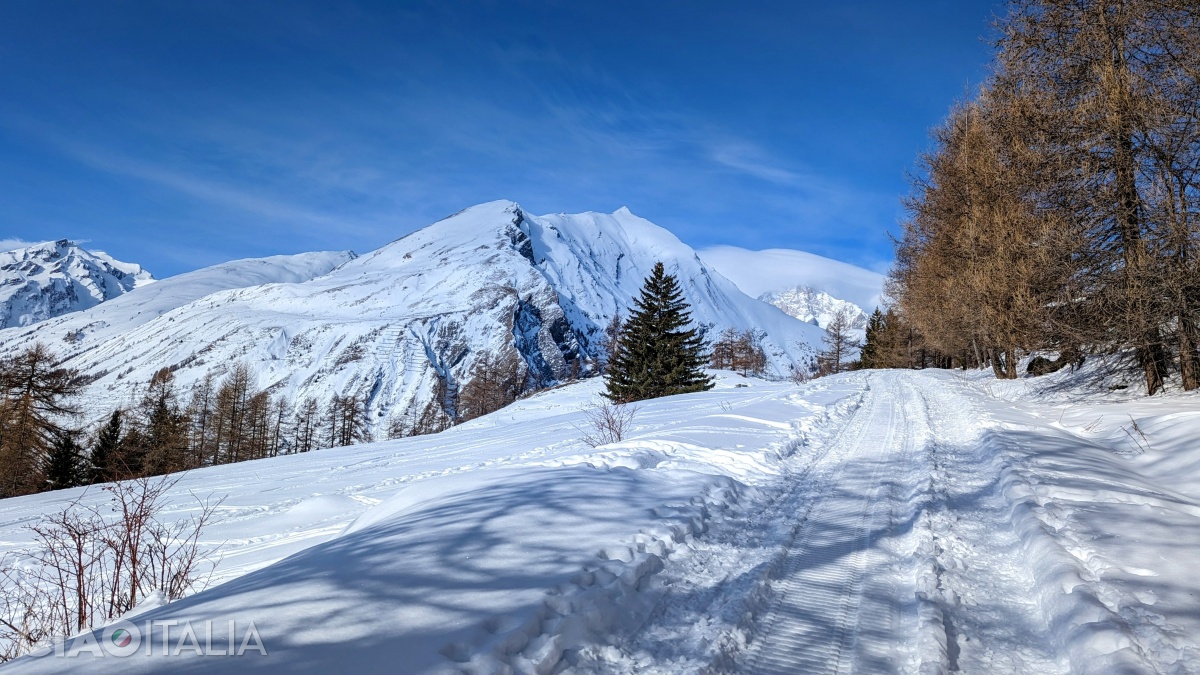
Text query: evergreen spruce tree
90 409 123 484
604 262 713 403
860 309 885 369
138 369 190 476
43 431 85 491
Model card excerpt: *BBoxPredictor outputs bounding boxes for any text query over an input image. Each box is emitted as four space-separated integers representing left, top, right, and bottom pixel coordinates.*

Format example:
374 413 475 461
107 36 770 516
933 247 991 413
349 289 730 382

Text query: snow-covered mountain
0 250 356 363
0 201 824 430
759 285 868 331
0 240 154 329
699 245 886 314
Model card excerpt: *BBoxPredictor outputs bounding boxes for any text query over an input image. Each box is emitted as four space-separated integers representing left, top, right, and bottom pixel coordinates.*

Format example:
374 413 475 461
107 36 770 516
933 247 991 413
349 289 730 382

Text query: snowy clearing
2 368 1198 673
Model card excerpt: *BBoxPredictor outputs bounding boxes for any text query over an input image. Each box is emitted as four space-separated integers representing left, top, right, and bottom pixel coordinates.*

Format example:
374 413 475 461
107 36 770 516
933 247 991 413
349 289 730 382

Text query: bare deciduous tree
458 349 525 421
818 309 862 375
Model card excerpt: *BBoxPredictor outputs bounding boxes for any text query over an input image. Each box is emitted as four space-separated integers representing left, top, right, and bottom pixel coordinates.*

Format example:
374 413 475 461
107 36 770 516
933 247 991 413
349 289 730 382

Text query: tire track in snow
742 372 908 674
908 371 1069 675
571 378 869 673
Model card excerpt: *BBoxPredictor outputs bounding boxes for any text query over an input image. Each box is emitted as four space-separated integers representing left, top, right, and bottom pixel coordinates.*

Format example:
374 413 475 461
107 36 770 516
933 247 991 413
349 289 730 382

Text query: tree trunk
1005 348 1018 380
1182 315 1200 392
1137 342 1168 395
991 348 1005 379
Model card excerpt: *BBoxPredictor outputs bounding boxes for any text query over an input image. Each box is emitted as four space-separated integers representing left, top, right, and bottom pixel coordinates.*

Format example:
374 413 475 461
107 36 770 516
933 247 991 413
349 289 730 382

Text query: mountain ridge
0 202 826 432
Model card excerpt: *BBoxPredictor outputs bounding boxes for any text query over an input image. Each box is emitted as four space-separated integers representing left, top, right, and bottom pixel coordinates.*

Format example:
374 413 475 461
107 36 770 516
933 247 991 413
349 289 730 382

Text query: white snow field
3 368 1200 674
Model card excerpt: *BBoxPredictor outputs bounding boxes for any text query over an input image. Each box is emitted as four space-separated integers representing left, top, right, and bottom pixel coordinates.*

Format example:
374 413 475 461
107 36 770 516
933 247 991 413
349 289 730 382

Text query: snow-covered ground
2 367 1199 673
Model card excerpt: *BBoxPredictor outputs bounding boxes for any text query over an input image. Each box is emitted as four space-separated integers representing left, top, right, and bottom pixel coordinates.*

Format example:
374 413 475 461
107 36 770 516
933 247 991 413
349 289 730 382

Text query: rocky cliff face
0 240 154 329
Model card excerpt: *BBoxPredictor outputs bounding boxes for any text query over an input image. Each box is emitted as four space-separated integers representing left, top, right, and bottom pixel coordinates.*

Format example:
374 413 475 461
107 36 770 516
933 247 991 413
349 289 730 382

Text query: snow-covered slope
6 369 1200 673
6 201 822 428
0 240 154 329
699 245 887 313
0 250 355 369
759 285 868 330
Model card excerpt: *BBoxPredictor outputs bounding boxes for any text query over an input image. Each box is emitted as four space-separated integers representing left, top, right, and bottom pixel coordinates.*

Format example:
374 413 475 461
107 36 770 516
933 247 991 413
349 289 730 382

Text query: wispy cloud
69 145 352 230
0 238 38 251
8 117 377 238
707 140 809 187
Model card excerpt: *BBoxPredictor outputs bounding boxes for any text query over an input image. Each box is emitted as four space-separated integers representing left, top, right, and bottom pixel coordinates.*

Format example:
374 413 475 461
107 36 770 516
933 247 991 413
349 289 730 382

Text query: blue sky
0 1 1000 277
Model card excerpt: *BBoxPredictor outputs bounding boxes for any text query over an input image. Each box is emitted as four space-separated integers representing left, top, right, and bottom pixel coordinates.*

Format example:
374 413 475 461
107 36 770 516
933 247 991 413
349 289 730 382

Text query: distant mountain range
699 245 886 315
0 202 881 433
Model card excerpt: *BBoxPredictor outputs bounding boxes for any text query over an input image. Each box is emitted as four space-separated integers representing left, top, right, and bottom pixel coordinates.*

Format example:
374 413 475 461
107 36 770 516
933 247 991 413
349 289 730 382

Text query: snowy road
4 369 1200 673
742 373 906 674
730 370 1065 674
599 370 1181 674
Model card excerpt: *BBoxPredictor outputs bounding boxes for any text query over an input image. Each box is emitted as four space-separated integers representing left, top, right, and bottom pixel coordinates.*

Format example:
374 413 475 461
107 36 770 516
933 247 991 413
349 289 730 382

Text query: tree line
0 345 376 498
0 338 578 498
889 0 1200 394
4 261 859 498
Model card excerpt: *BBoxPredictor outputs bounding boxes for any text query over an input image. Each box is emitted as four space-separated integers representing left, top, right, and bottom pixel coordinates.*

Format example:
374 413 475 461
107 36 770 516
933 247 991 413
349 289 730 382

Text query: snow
0 240 155 329
1 366 1198 673
0 372 853 673
699 244 887 312
758 285 869 331
0 250 353 355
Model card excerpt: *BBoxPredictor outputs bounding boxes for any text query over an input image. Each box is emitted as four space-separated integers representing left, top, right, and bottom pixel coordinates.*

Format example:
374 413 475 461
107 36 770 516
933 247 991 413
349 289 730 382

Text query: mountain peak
0 240 154 329
442 199 524 222
759 285 868 331
3 204 829 435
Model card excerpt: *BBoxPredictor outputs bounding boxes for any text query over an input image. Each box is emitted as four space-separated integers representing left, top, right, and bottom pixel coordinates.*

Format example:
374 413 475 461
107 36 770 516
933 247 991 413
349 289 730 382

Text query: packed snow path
597 371 1078 673
742 374 903 674
736 371 1075 674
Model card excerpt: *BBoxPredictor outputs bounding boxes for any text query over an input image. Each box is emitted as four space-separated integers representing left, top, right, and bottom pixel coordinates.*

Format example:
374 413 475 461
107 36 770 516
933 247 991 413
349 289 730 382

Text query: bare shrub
578 400 638 448
789 364 812 384
0 475 221 662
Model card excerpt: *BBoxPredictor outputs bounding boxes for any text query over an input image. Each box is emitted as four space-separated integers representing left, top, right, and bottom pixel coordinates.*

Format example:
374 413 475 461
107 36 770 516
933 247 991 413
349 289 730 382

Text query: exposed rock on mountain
759 285 868 331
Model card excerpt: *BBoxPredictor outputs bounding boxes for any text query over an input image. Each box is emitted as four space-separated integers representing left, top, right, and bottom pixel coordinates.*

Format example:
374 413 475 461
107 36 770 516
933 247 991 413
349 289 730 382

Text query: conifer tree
90 409 122 484
604 262 713 403
860 309 885 369
43 431 85 491
137 368 190 476
0 344 81 496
